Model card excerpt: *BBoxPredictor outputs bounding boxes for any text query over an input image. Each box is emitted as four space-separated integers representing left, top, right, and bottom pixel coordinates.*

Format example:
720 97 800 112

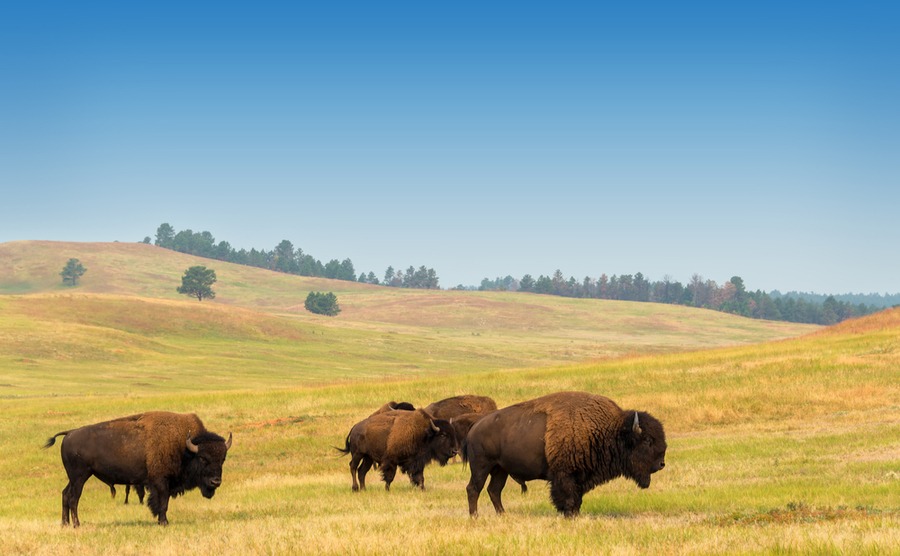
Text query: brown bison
424 395 497 420
369 401 416 417
44 411 232 527
464 391 666 517
337 408 458 491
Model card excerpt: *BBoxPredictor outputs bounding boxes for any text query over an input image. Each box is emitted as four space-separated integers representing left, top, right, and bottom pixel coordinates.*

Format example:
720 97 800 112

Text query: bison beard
463 391 667 517
44 412 231 527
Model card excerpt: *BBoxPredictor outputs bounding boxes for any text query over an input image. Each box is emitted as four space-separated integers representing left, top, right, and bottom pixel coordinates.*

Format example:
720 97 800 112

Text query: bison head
620 411 667 489
425 419 459 466
185 432 232 498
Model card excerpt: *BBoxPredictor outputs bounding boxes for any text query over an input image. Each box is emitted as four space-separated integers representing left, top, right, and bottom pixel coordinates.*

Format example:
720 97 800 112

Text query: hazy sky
2 2 898 293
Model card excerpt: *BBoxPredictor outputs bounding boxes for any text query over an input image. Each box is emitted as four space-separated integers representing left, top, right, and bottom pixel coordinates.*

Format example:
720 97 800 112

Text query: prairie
0 241 897 554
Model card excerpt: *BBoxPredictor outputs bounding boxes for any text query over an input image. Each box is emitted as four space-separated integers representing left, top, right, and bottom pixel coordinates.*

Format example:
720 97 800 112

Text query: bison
44 411 232 527
369 401 416 417
424 395 497 420
463 391 666 517
337 408 458 491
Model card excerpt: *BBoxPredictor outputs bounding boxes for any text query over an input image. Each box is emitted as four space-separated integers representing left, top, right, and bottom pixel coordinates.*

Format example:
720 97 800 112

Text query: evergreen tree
176 266 217 301
155 223 175 248
305 291 341 316
60 258 87 286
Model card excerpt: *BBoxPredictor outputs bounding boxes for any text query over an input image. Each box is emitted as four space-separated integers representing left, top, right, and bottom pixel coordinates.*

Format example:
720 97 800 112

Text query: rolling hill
0 240 819 397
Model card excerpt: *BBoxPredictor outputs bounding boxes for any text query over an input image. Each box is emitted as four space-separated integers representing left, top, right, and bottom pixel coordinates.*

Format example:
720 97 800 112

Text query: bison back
424 395 497 420
465 403 550 481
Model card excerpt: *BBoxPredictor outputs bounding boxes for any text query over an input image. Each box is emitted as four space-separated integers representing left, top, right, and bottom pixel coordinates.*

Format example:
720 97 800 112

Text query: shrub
305 291 341 316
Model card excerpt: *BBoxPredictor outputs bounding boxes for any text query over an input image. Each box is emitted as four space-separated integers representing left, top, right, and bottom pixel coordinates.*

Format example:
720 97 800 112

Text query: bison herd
44 391 666 527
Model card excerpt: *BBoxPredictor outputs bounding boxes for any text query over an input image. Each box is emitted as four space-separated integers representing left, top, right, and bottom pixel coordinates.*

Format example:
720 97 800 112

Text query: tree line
476 271 884 326
147 224 440 289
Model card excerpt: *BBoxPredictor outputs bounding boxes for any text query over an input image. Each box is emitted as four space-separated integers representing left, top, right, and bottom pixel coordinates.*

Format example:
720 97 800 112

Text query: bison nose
659 462 666 469
210 477 222 487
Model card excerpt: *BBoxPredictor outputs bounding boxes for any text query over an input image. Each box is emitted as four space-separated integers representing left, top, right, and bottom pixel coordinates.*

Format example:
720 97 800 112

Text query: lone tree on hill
305 291 341 316
60 258 87 286
177 265 217 301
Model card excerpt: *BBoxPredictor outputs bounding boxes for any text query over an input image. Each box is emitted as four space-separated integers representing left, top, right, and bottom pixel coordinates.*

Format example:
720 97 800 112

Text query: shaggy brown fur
424 395 497 420
117 412 206 477
45 411 230 527
338 409 458 491
449 412 486 441
369 401 416 417
463 391 667 517
536 392 624 475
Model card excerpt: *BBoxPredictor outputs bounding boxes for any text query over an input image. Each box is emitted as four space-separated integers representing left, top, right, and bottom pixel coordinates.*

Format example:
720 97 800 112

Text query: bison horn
430 420 440 433
186 436 200 454
632 412 642 436
224 432 233 451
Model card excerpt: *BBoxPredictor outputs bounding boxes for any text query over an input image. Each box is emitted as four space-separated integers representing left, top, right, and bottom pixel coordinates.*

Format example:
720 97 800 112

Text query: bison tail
42 431 70 449
460 437 470 466
334 432 352 455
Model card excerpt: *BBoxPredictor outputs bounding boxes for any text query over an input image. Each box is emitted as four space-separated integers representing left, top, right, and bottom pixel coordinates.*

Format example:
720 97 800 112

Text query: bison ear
224 432 233 451
632 412 642 436
186 436 200 454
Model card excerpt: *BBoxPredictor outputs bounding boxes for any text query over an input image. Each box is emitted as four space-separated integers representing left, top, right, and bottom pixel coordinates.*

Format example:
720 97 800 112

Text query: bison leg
135 484 146 505
486 468 509 514
66 478 87 528
549 475 583 517
349 453 363 491
466 464 491 517
61 483 72 526
381 464 397 491
357 457 374 491
61 468 90 527
408 468 426 490
147 480 171 525
125 484 131 504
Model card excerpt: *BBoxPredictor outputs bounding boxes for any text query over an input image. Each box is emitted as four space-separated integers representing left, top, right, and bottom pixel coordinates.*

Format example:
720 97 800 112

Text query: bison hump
385 409 433 459
536 392 622 474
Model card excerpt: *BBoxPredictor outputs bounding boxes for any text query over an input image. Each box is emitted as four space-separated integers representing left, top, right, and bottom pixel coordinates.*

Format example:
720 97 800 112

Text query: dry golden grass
1 241 897 554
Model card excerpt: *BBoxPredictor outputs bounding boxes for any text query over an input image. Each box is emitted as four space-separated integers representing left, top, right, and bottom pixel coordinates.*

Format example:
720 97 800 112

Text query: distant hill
0 240 821 392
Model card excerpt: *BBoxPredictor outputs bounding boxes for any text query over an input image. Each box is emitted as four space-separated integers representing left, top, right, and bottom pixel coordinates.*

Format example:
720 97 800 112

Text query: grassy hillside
0 240 816 365
0 308 896 554
1 240 895 554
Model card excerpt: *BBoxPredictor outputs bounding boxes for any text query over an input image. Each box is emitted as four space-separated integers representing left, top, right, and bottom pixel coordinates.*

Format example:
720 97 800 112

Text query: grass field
0 241 897 554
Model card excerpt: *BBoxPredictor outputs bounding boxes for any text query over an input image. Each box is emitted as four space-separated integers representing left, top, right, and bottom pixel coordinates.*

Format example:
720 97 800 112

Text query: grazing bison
369 400 416 417
337 408 458 491
44 411 232 527
424 395 497 420
464 391 666 517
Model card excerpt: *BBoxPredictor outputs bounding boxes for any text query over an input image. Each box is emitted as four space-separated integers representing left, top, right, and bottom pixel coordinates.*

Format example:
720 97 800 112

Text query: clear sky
2 1 898 293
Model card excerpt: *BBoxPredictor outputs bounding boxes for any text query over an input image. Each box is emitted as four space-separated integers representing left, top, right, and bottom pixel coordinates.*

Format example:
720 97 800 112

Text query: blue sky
2 2 898 293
